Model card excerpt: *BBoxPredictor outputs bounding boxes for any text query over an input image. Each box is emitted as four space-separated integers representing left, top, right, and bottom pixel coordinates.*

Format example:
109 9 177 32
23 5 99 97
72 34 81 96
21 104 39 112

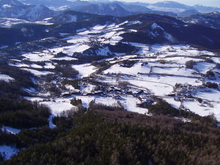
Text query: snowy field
1 126 21 134
18 42 220 122
103 62 151 75
72 64 97 78
0 145 19 160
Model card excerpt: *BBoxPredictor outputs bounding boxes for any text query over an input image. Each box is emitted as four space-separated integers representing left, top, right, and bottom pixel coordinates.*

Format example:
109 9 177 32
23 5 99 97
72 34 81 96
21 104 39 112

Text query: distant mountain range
0 0 220 50
18 0 220 14
0 12 220 51
180 12 220 29
1 0 220 23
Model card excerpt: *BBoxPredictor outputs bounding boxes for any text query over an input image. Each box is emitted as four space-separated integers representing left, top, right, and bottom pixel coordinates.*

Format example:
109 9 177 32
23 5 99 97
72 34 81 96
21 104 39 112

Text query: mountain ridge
1 0 220 25
0 0 55 21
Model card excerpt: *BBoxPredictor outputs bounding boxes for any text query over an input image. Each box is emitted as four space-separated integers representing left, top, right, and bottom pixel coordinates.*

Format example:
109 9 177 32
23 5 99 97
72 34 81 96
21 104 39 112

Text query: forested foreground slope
2 109 220 165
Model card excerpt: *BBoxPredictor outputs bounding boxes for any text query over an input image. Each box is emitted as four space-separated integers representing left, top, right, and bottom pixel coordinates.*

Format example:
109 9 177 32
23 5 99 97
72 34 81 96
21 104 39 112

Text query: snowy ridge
0 0 54 22
147 5 186 13
0 74 14 82
0 18 30 28
151 23 164 30
149 23 175 42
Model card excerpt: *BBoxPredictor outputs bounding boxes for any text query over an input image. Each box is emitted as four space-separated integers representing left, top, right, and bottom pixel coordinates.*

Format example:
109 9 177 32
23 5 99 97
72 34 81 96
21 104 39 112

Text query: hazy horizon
84 0 220 8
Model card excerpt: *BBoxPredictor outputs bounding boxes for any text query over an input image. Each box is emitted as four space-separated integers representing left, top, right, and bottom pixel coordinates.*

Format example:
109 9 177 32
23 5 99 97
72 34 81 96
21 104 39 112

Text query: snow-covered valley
0 13 220 162
6 23 220 122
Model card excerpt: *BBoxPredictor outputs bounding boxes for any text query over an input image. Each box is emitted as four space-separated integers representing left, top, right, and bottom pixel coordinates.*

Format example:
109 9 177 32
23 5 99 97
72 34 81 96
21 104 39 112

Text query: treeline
0 99 51 129
148 98 217 127
88 100 125 111
0 64 36 99
54 64 79 78
0 64 52 129
0 125 62 152
52 98 86 130
0 64 35 88
2 110 220 165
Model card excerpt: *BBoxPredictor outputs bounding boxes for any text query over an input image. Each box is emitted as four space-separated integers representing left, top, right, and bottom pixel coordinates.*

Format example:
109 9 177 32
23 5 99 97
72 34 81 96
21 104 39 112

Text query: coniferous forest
1 106 220 165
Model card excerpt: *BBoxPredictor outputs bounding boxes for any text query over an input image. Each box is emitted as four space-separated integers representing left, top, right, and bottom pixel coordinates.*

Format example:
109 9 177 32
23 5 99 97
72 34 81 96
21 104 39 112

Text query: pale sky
122 0 220 7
